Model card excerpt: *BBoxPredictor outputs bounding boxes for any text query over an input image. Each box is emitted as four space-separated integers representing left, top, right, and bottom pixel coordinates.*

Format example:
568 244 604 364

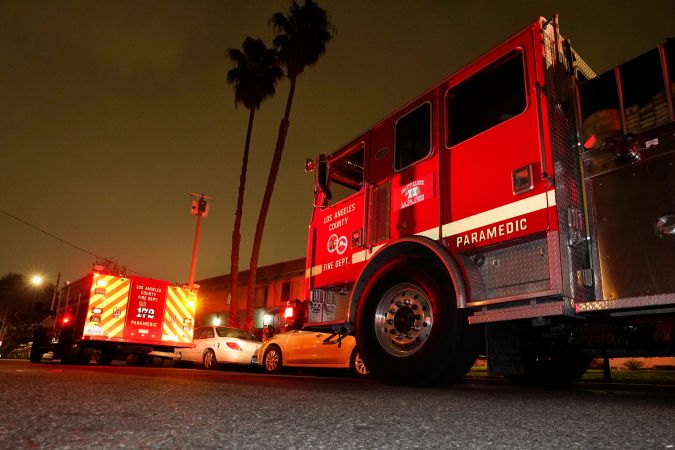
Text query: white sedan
258 329 368 377
175 326 261 370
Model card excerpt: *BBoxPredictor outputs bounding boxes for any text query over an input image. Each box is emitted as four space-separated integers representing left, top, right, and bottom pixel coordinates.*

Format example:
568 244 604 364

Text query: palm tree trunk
230 107 256 328
245 76 297 331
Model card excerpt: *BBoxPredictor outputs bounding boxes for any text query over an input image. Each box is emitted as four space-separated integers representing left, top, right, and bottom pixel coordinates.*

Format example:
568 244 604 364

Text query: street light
31 275 43 286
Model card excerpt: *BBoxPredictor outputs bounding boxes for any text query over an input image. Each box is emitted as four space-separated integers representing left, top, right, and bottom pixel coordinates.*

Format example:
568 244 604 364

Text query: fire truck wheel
357 256 479 386
508 340 590 387
262 345 283 374
350 349 369 377
203 349 219 370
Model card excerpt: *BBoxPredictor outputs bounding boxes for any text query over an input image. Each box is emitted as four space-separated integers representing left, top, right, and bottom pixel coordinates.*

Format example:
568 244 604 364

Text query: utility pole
187 193 213 290
49 272 61 312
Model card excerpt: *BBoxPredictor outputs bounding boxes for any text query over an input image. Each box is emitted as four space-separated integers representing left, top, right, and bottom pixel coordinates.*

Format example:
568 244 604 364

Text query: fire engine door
443 32 550 253
389 95 440 242
309 144 367 289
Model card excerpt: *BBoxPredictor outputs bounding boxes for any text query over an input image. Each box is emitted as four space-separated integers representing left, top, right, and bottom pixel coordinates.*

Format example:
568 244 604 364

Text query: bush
622 359 645 370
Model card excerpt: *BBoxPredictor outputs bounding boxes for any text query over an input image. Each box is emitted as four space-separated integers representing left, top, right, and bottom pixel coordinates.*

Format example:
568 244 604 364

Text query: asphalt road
1 359 674 449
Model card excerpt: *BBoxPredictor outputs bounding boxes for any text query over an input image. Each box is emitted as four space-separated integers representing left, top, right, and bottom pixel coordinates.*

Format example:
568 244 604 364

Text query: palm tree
226 37 282 328
244 0 334 331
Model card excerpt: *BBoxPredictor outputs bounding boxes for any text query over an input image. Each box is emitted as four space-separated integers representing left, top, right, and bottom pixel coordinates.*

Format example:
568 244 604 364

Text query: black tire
29 346 43 363
96 351 113 366
79 347 94 365
508 340 590 387
61 345 81 364
262 345 283 374
30 327 46 363
203 349 218 370
350 349 369 378
356 256 480 386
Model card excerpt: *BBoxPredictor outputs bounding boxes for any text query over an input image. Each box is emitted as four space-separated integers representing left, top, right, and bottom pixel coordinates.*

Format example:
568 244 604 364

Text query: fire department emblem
327 234 348 255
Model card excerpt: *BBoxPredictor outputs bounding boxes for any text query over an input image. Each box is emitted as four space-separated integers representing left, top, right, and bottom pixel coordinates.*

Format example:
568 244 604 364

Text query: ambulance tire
29 345 44 363
29 327 46 363
203 349 219 370
61 345 81 364
79 347 94 365
97 351 113 366
357 256 480 386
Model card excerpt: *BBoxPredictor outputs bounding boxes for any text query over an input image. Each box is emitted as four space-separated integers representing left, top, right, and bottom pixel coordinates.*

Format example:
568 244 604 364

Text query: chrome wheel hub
374 283 433 357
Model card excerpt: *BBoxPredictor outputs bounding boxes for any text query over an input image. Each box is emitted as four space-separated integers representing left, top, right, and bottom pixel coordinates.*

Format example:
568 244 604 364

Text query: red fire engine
303 17 675 385
30 268 197 365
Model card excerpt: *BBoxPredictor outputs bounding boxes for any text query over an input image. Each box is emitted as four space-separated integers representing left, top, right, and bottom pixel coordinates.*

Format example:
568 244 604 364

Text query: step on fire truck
30 268 197 365
303 16 675 385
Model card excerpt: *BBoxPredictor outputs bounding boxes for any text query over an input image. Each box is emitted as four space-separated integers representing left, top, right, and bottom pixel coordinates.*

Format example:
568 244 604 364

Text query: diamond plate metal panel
542 21 594 302
472 238 550 300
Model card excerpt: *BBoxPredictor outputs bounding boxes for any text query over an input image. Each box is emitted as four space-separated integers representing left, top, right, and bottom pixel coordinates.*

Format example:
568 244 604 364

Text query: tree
244 0 334 330
226 37 283 328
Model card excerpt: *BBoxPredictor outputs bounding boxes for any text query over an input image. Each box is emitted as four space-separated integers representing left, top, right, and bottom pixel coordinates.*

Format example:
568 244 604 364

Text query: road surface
1 360 673 449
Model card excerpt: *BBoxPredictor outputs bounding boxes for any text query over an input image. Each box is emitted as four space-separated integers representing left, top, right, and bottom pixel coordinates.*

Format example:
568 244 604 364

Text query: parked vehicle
175 326 261 370
258 328 368 377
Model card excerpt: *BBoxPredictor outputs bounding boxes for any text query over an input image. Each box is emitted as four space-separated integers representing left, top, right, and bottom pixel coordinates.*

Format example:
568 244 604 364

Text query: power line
0 207 139 275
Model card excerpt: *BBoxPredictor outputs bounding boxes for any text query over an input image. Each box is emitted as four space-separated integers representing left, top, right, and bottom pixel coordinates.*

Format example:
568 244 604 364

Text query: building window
281 281 291 302
255 286 268 309
447 50 526 146
395 103 431 170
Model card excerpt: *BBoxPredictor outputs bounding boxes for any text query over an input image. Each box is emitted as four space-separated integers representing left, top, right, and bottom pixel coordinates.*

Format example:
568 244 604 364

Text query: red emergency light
62 315 72 325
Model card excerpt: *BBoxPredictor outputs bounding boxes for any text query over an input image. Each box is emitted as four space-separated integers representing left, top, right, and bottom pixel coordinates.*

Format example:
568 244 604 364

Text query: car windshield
216 327 259 342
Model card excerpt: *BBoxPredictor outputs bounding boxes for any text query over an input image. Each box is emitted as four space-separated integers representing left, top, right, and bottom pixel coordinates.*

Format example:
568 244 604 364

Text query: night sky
2 0 674 285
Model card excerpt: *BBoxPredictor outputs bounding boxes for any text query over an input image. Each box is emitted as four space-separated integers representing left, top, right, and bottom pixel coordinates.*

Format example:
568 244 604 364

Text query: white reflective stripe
352 250 366 264
306 266 322 278
440 190 555 237
307 191 556 278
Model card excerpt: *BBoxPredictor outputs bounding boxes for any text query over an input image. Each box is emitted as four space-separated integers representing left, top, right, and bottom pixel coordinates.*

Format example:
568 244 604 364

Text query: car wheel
350 349 369 377
262 346 283 374
203 349 218 370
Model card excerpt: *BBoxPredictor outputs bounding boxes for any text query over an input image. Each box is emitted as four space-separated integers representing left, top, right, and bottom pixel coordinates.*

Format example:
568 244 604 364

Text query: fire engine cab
304 17 675 385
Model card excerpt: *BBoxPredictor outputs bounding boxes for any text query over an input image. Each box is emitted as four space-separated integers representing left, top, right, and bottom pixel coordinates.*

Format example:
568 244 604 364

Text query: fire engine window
327 147 364 205
395 103 431 170
447 50 526 146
